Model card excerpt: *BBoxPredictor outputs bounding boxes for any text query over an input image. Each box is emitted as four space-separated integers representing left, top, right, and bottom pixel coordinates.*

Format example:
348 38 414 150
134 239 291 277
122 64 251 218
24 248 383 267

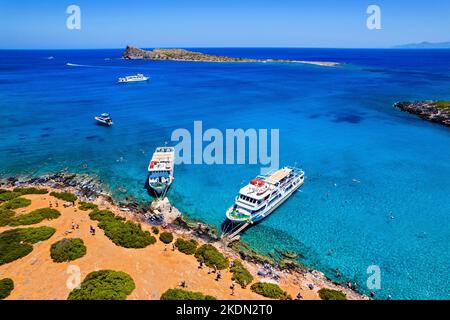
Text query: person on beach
208 267 212 274
199 261 203 269
296 292 303 300
71 222 75 230
230 280 236 290
213 265 217 273
215 271 222 281
172 243 176 251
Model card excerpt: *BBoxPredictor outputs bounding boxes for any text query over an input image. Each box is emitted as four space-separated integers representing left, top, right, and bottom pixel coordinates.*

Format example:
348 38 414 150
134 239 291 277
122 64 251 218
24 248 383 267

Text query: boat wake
66 62 97 68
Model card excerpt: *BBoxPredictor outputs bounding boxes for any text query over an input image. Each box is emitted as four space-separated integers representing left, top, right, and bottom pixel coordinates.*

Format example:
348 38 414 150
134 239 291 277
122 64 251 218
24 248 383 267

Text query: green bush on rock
160 288 216 300
50 238 87 262
89 209 156 248
0 191 21 202
68 270 135 300
9 208 60 226
250 282 290 300
13 187 48 195
50 191 77 203
318 288 347 300
0 226 56 265
174 238 198 255
0 208 15 227
230 260 253 288
194 244 229 270
159 232 173 244
0 278 14 300
78 201 98 211
1 197 32 210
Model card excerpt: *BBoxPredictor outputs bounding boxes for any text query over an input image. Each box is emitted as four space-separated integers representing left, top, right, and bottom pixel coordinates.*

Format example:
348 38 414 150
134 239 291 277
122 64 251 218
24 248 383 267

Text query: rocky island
122 45 340 67
394 101 450 127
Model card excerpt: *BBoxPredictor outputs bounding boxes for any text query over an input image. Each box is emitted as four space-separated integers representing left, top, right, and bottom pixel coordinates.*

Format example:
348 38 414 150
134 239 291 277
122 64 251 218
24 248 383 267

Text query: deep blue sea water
0 48 449 299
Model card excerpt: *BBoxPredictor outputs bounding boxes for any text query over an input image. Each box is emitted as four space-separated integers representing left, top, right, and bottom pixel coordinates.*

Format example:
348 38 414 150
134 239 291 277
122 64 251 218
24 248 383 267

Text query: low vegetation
432 100 450 109
174 238 198 255
0 278 14 300
68 270 135 300
151 226 159 234
159 231 173 244
1 197 32 210
0 191 21 202
250 282 290 300
13 187 48 195
160 288 216 300
230 260 253 288
50 191 77 203
50 238 87 262
0 208 14 227
9 208 60 226
89 209 156 248
78 201 98 211
318 288 347 300
0 226 56 265
194 244 229 270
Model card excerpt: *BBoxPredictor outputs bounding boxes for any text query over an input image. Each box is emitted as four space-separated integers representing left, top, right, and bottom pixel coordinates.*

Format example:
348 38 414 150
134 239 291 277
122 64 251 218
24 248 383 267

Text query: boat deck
265 168 292 184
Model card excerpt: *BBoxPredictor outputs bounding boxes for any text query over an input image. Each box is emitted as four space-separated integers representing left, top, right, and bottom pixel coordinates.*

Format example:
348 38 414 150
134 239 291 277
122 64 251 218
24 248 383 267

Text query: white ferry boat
226 167 304 224
118 73 149 83
147 147 175 197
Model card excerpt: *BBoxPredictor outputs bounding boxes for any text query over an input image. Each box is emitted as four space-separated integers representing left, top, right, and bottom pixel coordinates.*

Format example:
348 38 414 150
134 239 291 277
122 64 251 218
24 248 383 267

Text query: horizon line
2 46 450 51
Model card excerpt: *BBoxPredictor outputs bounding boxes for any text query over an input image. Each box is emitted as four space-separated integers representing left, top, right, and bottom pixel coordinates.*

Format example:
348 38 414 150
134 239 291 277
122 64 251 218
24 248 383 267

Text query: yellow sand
0 190 364 300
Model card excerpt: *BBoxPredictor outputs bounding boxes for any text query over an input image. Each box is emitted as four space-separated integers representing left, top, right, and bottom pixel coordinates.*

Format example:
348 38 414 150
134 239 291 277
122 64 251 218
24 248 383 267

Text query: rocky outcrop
123 46 257 62
394 101 450 127
122 45 340 66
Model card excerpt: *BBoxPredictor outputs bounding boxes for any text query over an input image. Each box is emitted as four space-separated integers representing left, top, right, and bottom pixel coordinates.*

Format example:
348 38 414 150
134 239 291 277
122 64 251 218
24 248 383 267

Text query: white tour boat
226 166 304 225
147 147 175 197
118 73 149 83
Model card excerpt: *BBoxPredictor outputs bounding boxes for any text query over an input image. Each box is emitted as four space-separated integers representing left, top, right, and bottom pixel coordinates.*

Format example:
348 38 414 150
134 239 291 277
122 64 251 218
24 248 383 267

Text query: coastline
122 46 341 67
0 172 367 300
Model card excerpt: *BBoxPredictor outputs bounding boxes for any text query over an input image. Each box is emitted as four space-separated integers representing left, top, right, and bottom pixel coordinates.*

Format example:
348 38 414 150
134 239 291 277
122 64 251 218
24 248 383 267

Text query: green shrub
0 226 56 265
50 238 86 262
9 208 60 226
89 209 118 221
250 282 289 300
0 278 14 300
50 191 77 202
13 187 48 195
68 270 135 300
0 191 21 202
78 201 98 211
0 189 8 194
230 260 253 288
90 209 155 248
159 232 173 244
174 238 198 255
318 288 347 300
194 244 229 270
151 226 159 234
1 197 32 210
0 208 14 227
160 288 216 300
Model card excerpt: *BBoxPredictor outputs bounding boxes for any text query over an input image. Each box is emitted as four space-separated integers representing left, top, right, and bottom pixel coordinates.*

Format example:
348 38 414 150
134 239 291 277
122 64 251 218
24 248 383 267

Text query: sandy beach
0 186 366 300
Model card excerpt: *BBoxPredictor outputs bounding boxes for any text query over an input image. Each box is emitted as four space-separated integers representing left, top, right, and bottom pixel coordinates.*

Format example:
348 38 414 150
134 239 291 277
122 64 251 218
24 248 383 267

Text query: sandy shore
0 185 366 300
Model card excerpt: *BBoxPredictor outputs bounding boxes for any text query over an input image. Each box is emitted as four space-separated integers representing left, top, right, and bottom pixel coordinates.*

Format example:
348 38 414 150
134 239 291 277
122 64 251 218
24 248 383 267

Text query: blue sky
0 0 449 49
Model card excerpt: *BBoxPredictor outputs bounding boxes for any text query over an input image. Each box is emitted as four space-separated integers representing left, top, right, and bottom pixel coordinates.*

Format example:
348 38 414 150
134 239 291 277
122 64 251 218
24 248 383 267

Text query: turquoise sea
0 48 449 299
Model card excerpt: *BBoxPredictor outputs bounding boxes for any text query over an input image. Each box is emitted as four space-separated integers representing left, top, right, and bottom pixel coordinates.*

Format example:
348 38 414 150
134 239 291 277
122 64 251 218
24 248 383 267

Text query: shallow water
0 48 449 299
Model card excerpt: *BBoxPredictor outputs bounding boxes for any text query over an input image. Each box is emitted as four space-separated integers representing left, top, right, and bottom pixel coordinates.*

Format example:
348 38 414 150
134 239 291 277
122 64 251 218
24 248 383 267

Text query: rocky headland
122 45 341 67
394 101 450 127
0 172 367 300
